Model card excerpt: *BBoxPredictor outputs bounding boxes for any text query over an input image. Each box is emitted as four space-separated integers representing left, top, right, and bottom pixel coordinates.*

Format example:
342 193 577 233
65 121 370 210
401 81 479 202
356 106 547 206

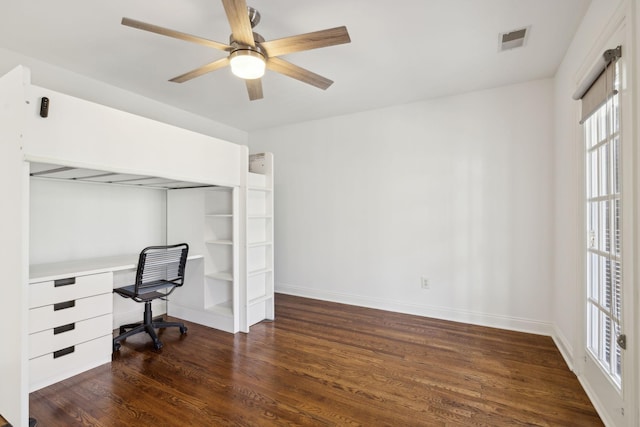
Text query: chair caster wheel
113 342 121 352
180 326 188 334
119 326 126 334
154 341 163 350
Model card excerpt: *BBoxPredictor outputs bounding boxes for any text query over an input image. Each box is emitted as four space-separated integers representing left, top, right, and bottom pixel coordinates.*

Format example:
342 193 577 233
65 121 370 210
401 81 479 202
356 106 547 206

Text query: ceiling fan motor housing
229 32 265 50
247 6 260 28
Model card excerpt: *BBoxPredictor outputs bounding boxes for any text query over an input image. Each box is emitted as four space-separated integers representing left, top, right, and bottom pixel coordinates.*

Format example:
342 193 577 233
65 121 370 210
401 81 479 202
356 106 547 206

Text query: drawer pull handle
53 346 75 359
53 300 75 311
53 323 75 335
54 277 76 287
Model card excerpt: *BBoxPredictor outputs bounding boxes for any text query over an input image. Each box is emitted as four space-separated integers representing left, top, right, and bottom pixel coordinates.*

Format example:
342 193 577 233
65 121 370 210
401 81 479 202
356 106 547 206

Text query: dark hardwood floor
29 294 602 426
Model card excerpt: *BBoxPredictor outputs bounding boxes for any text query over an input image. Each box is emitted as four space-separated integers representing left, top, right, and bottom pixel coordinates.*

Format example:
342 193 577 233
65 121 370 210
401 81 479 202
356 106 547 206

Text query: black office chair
113 243 189 351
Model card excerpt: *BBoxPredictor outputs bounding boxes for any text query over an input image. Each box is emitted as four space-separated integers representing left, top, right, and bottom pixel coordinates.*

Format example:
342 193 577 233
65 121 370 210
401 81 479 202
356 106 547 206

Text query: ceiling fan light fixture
229 49 266 79
122 3 351 100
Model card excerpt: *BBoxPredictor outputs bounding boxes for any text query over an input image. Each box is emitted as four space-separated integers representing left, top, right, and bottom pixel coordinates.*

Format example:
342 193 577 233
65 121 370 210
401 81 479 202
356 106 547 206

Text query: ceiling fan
122 0 351 101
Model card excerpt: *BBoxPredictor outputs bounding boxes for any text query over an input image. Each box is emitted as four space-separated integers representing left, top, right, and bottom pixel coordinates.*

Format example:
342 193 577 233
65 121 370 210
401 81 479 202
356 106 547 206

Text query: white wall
30 179 166 265
0 47 248 145
249 78 555 334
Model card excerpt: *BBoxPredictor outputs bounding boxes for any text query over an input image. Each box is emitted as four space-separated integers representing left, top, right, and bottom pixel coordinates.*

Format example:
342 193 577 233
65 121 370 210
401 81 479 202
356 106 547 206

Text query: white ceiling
1 0 590 132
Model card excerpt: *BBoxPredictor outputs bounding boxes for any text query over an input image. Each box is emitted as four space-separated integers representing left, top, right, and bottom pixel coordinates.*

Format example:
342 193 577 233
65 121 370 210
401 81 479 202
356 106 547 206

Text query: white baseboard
276 283 553 336
576 374 616 427
169 303 236 334
551 323 575 371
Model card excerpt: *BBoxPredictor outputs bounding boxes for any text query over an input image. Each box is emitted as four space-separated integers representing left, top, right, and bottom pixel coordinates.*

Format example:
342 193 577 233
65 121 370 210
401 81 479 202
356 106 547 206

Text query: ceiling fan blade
169 57 230 83
221 0 255 47
260 26 350 57
122 17 231 51
266 57 333 90
245 79 264 101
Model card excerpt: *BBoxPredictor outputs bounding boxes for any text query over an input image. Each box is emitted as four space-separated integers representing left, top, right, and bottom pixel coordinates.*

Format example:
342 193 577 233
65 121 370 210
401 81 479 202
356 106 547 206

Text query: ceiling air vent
499 27 529 51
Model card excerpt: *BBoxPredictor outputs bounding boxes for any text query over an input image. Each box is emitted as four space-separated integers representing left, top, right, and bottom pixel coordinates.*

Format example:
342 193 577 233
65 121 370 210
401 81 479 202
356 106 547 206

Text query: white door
581 27 634 427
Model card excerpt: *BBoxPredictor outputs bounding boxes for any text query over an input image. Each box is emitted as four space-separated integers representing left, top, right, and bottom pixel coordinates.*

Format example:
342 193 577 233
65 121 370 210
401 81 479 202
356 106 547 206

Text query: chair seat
114 280 174 302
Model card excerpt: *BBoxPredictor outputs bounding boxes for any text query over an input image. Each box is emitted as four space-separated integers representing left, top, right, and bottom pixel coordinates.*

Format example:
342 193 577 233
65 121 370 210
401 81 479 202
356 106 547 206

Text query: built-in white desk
27 253 203 392
30 253 204 283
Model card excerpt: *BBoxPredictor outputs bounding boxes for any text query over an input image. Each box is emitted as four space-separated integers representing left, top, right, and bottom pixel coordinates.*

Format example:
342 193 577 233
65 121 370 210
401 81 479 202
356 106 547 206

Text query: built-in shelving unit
166 153 274 332
20 154 273 338
203 187 237 319
1 65 266 426
22 157 274 337
246 153 275 327
166 184 240 334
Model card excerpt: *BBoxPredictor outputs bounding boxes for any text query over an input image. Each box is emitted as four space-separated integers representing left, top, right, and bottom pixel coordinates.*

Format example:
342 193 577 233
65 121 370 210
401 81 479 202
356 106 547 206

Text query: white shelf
205 213 232 218
249 294 273 306
248 186 273 192
248 215 272 219
206 300 233 317
248 241 272 248
206 271 233 282
205 239 233 245
248 171 266 185
248 267 273 277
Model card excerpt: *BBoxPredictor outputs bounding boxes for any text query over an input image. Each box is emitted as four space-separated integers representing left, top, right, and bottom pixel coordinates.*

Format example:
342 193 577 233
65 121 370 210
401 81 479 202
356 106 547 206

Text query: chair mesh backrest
134 243 189 295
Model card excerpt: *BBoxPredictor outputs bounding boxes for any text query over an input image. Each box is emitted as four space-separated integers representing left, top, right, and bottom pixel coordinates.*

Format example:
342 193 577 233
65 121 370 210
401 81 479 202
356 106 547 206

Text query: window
584 61 622 387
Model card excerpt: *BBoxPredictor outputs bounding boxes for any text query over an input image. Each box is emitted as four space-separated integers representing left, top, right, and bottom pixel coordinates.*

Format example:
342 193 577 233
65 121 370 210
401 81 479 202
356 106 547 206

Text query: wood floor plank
29 294 603 426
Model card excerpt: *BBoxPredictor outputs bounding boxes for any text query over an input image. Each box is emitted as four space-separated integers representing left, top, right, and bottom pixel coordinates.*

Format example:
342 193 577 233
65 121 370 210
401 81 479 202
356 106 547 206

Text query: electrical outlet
421 277 429 289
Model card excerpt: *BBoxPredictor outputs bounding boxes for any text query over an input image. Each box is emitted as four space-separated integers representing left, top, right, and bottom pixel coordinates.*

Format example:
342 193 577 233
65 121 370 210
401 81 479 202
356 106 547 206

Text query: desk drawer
29 293 113 334
29 313 112 359
29 334 112 392
29 272 112 309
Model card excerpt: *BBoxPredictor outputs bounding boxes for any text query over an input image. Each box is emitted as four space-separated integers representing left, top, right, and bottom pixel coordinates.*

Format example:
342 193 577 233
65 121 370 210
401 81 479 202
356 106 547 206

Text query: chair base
113 301 187 351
